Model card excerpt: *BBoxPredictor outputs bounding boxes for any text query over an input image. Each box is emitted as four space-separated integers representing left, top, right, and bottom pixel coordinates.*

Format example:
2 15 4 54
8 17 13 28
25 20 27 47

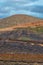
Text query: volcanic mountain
0 14 43 31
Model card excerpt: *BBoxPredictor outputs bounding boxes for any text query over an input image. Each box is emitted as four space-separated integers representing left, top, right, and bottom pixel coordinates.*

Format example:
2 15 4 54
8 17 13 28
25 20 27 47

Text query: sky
0 0 43 18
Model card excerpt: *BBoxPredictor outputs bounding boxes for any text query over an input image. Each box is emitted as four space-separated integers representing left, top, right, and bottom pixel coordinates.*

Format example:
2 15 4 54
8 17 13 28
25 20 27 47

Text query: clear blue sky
0 0 43 18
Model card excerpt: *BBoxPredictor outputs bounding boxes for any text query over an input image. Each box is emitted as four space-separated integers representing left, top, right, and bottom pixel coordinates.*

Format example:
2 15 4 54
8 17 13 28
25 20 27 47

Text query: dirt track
0 21 43 32
0 23 31 32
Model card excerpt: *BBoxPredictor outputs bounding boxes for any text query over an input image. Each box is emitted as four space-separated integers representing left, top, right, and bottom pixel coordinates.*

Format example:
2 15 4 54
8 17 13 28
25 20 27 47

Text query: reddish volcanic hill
0 14 43 31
